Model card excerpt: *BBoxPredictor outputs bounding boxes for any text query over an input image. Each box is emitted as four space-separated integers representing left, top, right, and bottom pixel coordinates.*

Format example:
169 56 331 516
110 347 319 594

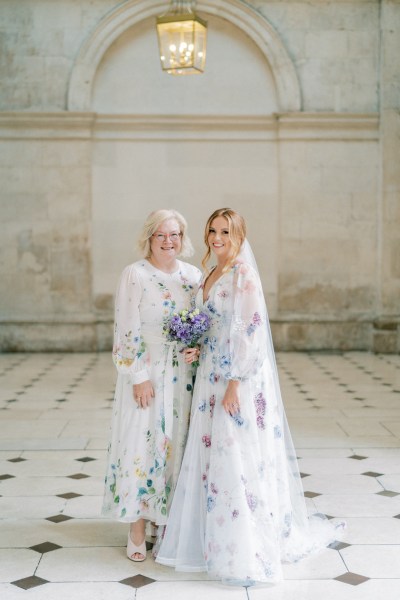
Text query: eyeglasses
152 232 182 242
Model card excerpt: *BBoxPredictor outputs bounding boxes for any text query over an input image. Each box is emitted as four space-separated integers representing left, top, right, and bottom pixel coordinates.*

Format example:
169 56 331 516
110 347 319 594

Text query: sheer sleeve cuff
130 369 150 385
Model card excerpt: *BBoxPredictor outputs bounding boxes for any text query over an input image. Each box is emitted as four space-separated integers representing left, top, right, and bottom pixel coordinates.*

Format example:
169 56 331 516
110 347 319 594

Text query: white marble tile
2 350 400 598
130 555 212 582
341 544 400 578
352 580 400 600
296 457 371 475
0 518 128 548
0 549 40 582
137 580 248 599
314 493 400 518
344 517 400 544
85 438 109 450
294 436 400 448
302 474 381 495
36 547 193 582
58 420 109 438
0 420 67 440
63 495 104 518
296 448 353 458
0 582 135 600
0 438 89 451
248 579 375 600
0 496 66 519
338 419 396 437
379 474 400 492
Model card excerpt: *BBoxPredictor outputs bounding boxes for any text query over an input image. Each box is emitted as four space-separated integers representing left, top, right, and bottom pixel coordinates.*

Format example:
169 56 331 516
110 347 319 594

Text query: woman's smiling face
207 216 231 263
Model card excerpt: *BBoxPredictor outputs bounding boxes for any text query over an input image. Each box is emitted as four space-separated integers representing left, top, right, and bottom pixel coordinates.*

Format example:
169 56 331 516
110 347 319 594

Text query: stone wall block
348 30 379 58
278 278 377 316
0 323 98 352
271 321 372 352
305 31 348 59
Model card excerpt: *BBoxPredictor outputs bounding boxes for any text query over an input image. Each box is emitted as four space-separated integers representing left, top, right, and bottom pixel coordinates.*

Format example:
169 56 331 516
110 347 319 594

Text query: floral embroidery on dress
102 260 201 524
254 392 266 430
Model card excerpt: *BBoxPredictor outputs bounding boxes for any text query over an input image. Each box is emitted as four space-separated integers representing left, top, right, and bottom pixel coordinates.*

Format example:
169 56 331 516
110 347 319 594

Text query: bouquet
163 308 210 368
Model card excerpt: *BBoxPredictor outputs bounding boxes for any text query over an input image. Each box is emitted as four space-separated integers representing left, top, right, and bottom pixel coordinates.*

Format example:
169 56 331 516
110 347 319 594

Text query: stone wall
0 0 399 352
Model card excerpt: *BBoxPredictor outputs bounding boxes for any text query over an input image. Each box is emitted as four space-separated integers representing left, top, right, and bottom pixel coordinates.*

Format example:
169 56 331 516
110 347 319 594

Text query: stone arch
68 0 301 112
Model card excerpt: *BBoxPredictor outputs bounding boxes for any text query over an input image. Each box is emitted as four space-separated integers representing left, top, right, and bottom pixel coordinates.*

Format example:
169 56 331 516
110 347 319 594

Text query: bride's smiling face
208 216 231 262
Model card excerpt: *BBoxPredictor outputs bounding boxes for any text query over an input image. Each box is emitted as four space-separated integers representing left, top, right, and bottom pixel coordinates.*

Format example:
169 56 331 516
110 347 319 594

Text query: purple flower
246 312 262 336
163 308 210 347
209 394 215 417
254 392 266 416
256 415 265 430
202 434 211 448
210 482 218 495
245 490 258 512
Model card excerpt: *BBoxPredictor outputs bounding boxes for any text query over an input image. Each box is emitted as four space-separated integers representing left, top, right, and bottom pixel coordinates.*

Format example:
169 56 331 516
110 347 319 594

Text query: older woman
102 209 201 562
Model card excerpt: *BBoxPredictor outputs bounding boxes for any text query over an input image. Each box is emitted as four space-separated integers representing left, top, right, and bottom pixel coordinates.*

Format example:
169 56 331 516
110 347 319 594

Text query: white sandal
127 532 147 562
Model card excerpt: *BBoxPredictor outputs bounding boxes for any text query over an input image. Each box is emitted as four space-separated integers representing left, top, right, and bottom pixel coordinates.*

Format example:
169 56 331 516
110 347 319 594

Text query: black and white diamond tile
1 351 400 596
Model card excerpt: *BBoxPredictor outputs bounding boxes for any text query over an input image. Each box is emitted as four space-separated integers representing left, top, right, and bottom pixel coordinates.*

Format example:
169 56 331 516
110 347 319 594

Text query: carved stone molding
0 111 379 141
67 0 301 113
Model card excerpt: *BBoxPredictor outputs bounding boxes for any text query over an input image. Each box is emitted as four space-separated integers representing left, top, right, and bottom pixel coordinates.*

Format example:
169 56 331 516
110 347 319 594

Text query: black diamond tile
328 541 352 551
304 491 322 498
46 514 73 523
11 576 49 590
334 572 370 586
348 454 367 460
8 457 27 463
325 514 335 520
30 541 62 554
0 474 15 480
300 473 311 478
67 473 90 479
57 492 82 499
362 471 383 478
394 514 400 519
75 456 96 463
120 575 155 588
377 490 400 497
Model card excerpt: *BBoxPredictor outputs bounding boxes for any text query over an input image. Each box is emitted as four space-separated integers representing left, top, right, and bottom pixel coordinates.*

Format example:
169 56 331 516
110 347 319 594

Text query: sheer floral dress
102 259 201 525
156 262 344 585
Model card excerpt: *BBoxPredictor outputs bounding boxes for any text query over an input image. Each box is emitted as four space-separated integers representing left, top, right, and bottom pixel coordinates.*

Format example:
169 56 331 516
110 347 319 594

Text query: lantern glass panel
157 16 207 75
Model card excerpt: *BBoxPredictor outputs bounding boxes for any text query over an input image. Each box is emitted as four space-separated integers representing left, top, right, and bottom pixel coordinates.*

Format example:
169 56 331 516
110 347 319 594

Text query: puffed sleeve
112 264 150 385
224 263 269 381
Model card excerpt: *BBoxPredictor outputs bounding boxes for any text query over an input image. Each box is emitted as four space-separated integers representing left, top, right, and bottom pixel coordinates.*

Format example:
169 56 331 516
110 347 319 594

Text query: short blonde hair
202 208 246 273
137 209 194 258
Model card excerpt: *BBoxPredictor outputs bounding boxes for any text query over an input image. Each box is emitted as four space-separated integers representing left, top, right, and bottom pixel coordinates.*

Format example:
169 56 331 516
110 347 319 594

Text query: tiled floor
1 351 400 599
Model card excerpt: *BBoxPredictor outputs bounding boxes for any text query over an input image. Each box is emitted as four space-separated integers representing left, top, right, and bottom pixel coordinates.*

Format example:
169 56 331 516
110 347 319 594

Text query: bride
156 208 345 585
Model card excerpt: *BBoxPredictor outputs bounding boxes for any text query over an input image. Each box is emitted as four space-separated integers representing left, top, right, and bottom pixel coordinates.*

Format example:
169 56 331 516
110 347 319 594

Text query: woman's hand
133 380 154 409
222 380 240 415
183 347 200 364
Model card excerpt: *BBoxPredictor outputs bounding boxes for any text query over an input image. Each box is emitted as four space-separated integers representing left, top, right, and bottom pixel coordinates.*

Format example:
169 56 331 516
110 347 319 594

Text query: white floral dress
156 263 344 584
102 259 201 524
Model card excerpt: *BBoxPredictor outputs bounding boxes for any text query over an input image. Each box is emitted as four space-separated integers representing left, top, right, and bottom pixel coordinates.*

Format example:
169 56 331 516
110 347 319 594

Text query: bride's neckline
202 265 229 303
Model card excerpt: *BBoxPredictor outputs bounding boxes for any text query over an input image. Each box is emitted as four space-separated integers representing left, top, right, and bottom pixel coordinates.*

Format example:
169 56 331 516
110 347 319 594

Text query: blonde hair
137 209 194 258
202 208 246 273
